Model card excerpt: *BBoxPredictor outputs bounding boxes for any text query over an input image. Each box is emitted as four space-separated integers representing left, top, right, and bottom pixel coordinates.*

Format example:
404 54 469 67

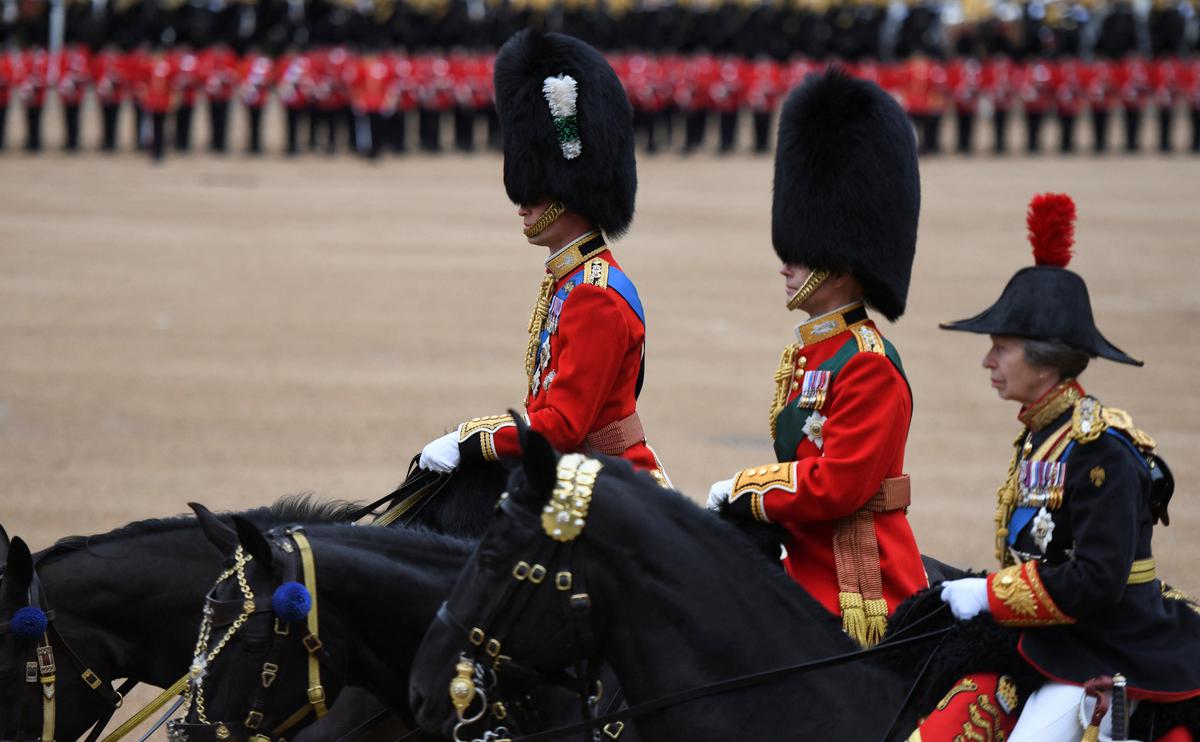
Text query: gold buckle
512 561 531 581
604 721 626 738
302 634 323 654
80 668 103 689
491 701 508 720
486 638 502 658
555 571 573 591
261 662 279 688
274 618 290 636
529 564 547 584
245 710 264 729
469 627 486 646
308 685 327 705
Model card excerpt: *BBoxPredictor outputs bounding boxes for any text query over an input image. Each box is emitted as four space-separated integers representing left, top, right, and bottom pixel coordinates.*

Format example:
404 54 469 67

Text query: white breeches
1009 681 1139 742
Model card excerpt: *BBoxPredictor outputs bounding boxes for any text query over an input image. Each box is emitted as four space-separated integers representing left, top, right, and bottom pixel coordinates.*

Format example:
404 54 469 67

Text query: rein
0 558 186 742
434 453 956 742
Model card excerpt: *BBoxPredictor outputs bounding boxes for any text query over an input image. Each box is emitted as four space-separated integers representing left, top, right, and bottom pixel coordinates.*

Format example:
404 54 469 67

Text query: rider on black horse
915 194 1200 741
708 68 928 650
416 28 670 486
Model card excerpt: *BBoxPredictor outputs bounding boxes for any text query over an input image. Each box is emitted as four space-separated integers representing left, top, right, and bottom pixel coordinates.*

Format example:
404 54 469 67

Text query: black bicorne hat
772 68 920 321
940 194 1143 366
494 29 637 239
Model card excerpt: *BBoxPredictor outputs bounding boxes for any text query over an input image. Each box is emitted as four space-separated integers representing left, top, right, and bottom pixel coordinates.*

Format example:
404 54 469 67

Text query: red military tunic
458 231 667 483
729 303 927 632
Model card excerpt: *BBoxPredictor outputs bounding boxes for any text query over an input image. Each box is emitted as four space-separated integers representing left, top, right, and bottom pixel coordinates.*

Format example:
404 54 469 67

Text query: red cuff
987 562 1075 627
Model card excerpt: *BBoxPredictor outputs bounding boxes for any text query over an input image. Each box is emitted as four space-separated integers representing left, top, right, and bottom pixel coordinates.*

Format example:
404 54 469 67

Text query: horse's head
170 508 346 742
409 429 619 738
0 537 118 741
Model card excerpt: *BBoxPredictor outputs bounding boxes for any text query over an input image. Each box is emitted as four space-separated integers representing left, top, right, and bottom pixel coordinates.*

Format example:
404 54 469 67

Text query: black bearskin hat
494 29 636 238
940 194 1142 366
772 68 920 321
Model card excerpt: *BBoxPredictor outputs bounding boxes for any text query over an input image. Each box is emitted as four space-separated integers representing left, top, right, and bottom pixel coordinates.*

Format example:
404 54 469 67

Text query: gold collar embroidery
545 231 606 281
1019 380 1083 432
794 302 869 347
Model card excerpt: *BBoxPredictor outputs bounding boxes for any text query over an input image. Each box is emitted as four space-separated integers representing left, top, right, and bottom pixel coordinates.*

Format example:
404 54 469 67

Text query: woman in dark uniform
928 193 1200 742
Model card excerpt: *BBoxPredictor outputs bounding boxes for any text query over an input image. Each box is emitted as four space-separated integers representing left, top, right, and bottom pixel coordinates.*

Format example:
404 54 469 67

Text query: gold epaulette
852 324 887 356
1071 397 1156 450
583 257 609 289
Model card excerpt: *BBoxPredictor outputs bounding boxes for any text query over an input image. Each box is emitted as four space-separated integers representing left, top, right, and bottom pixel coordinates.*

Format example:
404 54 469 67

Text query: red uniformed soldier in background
199 43 237 153
57 44 90 152
17 47 49 152
1082 57 1117 152
747 58 782 154
946 55 982 154
710 69 926 649
349 49 394 159
136 48 176 161
238 50 274 155
172 47 200 152
91 45 128 152
0 51 11 150
419 30 669 487
1018 57 1055 154
982 54 1015 153
278 49 313 155
1054 57 1084 153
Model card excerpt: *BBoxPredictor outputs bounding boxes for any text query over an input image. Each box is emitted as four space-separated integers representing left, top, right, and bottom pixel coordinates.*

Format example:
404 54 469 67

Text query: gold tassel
864 598 889 648
524 275 555 401
839 592 868 647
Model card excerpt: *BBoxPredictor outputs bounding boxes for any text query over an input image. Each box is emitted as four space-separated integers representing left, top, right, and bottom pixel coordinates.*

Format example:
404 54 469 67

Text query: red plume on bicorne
1027 193 1076 268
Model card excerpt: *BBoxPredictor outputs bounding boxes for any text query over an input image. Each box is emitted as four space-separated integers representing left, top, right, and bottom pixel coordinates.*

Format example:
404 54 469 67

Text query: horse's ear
190 502 238 556
232 515 274 570
519 428 559 507
4 537 34 606
0 523 10 565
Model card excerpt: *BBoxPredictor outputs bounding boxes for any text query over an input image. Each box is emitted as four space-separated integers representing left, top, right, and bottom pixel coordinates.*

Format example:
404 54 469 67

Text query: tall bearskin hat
772 68 920 321
940 194 1142 366
494 29 637 238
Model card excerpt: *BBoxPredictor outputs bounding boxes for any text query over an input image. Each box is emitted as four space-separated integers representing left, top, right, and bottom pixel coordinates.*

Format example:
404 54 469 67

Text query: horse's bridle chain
438 453 614 742
184 546 257 726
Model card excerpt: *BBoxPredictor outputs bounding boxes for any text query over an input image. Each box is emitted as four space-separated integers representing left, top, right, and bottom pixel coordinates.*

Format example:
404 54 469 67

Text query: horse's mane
585 457 845 630
300 520 477 558
35 494 366 565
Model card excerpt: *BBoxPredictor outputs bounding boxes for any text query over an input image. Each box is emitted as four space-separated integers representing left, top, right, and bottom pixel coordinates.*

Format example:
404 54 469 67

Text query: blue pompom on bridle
271 581 312 623
11 606 49 641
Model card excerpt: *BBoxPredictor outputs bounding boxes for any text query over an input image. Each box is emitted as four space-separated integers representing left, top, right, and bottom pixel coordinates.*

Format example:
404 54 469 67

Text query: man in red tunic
418 29 668 486
709 69 926 648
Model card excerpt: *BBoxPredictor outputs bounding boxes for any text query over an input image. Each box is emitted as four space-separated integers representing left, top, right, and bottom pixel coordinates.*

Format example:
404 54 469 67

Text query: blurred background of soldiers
0 0 1199 158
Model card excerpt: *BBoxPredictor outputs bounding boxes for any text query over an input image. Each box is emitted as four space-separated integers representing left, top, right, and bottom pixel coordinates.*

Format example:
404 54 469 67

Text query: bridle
432 453 957 742
0 557 187 742
434 454 619 742
167 527 333 742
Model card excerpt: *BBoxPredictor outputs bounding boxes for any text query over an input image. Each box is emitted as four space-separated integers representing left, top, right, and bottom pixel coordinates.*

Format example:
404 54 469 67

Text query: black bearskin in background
494 29 637 238
772 68 920 321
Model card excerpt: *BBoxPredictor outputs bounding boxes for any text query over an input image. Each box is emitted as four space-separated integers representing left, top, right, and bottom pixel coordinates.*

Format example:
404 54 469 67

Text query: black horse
407 431 1010 741
0 458 506 742
173 511 635 742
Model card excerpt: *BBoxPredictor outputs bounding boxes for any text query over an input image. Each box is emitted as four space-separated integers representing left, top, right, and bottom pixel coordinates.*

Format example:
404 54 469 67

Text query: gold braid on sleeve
524 274 555 403
994 430 1026 567
769 344 800 438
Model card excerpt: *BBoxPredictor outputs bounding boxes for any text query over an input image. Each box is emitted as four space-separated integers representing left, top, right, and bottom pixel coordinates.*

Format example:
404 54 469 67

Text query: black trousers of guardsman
209 100 229 153
1124 107 1142 152
175 104 193 151
718 110 737 153
24 105 43 151
956 111 976 154
1025 111 1044 153
0 104 7 150
100 103 120 151
1057 113 1076 153
1157 106 1173 153
1092 109 1110 152
993 108 1009 153
149 111 166 161
63 103 81 151
752 111 770 153
454 105 475 151
246 106 263 154
286 107 303 154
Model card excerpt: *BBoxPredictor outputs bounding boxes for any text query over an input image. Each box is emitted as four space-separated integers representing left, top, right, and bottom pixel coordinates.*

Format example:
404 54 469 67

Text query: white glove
706 477 736 510
419 430 461 473
940 578 990 621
